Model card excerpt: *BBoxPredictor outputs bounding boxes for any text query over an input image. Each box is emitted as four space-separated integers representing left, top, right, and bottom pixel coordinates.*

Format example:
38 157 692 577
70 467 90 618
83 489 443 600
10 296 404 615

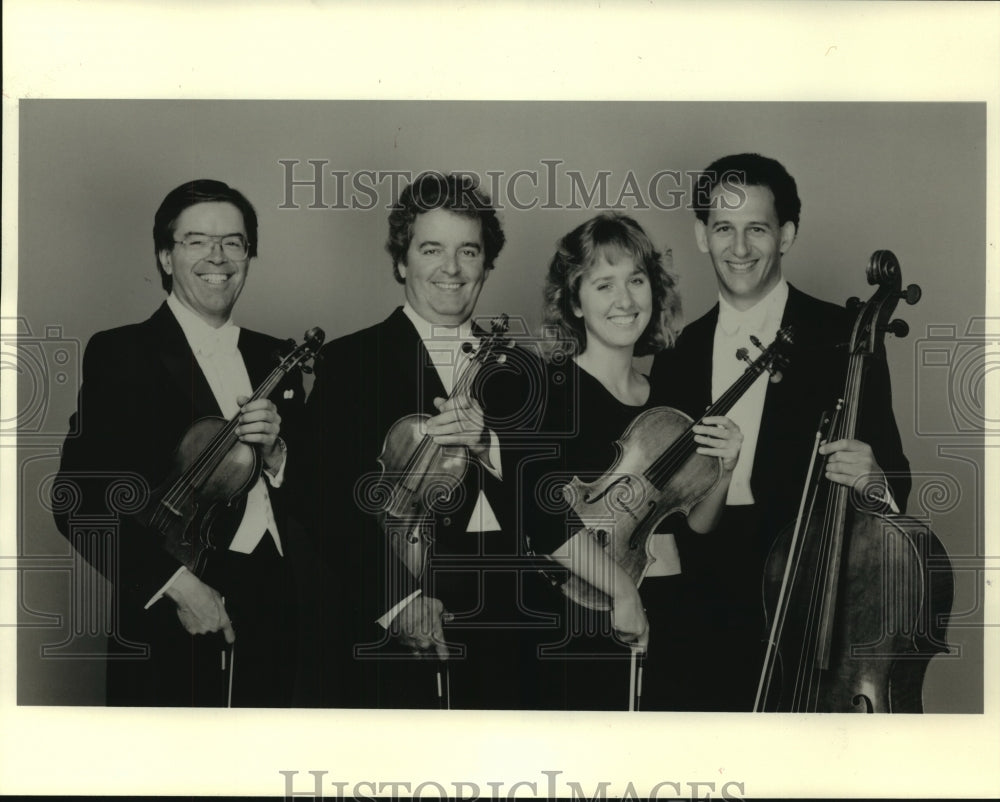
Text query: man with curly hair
304 172 540 708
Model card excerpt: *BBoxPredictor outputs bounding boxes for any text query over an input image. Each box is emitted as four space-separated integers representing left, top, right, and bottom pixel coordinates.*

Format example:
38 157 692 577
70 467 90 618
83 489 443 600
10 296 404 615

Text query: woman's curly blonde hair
542 213 680 360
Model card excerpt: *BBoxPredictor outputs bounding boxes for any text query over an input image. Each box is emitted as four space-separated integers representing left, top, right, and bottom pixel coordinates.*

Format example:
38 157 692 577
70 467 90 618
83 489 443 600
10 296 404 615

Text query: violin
135 327 324 575
376 315 512 581
560 327 793 611
756 251 953 712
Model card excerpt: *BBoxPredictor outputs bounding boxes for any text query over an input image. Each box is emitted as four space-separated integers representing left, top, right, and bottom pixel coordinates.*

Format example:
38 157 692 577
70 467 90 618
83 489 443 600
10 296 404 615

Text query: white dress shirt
375 304 504 628
401 303 503 531
712 280 789 505
146 295 286 607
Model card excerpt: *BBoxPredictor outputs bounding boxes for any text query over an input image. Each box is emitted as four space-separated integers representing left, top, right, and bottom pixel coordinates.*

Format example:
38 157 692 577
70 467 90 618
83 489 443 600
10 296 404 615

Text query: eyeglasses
173 234 250 260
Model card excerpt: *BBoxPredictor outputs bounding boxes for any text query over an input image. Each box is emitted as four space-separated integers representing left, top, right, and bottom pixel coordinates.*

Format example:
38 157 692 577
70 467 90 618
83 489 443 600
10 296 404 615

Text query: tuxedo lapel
381 307 447 414
751 285 808 498
238 329 280 389
673 306 717 415
691 307 717 411
147 302 221 419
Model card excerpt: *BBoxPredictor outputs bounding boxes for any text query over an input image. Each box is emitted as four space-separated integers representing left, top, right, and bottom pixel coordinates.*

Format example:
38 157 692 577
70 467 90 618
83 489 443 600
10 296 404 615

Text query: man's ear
693 220 710 254
159 250 173 275
779 221 797 255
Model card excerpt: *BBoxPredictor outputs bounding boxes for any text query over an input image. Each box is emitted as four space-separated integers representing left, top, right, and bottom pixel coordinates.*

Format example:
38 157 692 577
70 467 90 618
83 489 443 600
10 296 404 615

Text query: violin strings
152 354 300 530
644 361 764 487
393 334 497 510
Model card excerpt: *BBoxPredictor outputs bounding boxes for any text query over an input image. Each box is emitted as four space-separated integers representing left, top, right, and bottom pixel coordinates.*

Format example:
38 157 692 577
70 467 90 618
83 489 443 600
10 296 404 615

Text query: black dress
510 358 691 710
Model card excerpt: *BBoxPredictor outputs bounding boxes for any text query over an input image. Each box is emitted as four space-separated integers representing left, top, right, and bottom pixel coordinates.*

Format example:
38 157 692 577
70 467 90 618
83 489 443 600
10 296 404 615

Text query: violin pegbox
276 327 326 374
765 326 794 383
735 326 794 383
474 313 513 366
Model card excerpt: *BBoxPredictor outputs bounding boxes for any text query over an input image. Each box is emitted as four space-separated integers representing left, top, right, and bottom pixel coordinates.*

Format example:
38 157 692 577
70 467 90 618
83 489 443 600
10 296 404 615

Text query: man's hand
819 438 887 496
426 396 489 461
389 595 451 660
235 395 284 473
612 585 649 653
693 415 744 473
164 570 235 643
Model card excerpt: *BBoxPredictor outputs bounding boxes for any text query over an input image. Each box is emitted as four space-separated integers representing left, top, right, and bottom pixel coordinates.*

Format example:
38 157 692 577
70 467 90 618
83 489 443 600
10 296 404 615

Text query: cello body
756 251 953 713
761 506 953 712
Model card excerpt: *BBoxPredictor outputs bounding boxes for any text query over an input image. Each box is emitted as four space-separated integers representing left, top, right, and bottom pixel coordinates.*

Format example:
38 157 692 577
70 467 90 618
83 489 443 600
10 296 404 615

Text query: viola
135 328 324 575
756 251 953 712
376 315 512 581
560 327 793 611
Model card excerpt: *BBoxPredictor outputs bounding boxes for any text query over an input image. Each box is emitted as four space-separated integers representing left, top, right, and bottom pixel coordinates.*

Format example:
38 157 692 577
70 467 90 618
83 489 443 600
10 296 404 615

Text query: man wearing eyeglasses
54 179 304 706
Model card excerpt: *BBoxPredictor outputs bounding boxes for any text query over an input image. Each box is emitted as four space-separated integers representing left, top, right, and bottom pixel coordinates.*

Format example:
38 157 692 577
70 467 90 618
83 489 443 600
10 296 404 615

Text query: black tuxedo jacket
56 302 305 612
304 307 514 632
649 284 911 544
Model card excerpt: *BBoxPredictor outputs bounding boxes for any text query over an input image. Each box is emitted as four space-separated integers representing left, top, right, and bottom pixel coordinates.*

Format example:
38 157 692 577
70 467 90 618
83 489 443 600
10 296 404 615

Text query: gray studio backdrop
12 100 986 711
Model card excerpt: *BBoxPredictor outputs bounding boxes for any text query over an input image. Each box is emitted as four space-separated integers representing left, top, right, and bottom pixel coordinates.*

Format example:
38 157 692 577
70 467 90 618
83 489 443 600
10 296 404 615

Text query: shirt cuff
144 565 189 609
376 590 423 629
478 430 502 480
869 474 899 513
264 437 287 487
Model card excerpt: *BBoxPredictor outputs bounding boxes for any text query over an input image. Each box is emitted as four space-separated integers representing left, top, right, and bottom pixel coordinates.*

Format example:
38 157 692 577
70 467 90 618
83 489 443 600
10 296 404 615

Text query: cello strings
792 348 864 709
757 432 826 709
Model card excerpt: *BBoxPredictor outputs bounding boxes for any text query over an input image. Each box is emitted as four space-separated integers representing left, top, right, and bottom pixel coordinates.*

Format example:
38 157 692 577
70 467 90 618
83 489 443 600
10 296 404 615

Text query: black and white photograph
2 2 998 799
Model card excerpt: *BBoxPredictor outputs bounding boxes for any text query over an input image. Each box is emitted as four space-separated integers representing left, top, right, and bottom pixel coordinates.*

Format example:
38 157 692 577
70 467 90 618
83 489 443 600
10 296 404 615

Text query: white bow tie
195 325 240 358
718 303 769 338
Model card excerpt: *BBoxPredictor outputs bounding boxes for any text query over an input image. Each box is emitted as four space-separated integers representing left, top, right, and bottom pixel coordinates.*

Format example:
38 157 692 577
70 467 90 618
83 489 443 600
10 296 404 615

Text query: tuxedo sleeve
54 330 186 601
476 339 548 537
302 339 420 623
860 350 911 512
265 346 307 522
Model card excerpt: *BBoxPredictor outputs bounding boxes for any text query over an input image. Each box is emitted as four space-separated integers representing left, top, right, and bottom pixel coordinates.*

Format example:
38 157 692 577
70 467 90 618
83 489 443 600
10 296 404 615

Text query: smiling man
649 153 911 711
305 172 544 708
55 179 304 706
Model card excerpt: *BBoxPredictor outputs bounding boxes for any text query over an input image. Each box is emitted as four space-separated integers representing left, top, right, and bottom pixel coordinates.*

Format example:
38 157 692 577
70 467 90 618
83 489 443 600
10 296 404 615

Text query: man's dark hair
153 179 259 292
386 172 505 283
693 153 801 230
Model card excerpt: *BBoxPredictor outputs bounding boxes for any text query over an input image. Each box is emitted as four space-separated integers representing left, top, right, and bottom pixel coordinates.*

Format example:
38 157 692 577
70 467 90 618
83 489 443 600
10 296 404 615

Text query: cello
756 251 953 712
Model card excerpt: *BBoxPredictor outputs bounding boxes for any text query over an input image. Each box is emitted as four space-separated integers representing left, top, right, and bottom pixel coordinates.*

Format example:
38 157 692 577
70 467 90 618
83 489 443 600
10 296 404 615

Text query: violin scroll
748 330 793 383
